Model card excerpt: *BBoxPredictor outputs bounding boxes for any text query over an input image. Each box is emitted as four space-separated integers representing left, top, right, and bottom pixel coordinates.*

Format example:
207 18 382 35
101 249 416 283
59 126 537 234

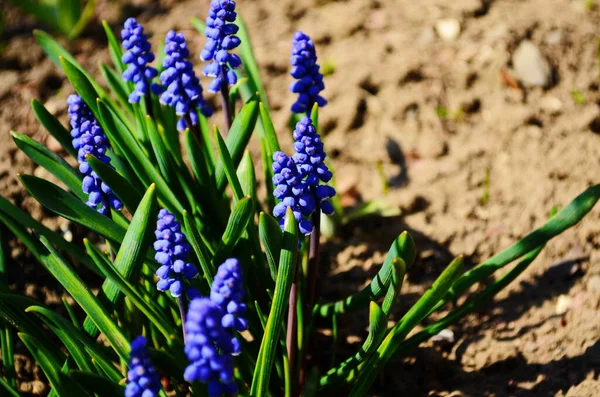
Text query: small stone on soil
586 274 600 293
555 294 573 315
512 40 552 87
435 19 461 41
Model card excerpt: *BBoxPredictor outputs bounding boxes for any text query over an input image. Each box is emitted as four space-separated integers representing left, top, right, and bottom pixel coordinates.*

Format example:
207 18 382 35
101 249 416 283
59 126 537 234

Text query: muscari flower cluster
67 95 123 215
184 259 247 396
125 336 162 397
120 17 160 103
290 31 327 114
154 209 199 297
160 30 212 132
201 0 242 92
272 116 336 235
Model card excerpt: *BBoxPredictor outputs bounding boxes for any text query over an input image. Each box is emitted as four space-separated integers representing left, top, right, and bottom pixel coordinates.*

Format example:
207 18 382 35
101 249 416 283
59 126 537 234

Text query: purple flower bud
125 336 162 397
289 31 327 114
201 0 241 92
159 31 212 132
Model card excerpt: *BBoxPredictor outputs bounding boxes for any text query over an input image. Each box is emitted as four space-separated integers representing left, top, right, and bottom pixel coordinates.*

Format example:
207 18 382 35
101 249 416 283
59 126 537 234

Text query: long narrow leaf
19 174 126 243
37 236 130 361
31 99 77 159
82 184 157 336
349 256 464 395
251 207 298 396
12 131 84 200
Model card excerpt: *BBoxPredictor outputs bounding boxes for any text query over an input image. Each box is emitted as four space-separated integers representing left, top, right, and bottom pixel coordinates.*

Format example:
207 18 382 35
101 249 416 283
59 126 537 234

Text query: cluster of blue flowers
120 17 160 103
160 30 212 132
289 31 327 114
184 259 247 396
201 0 242 92
67 95 123 215
272 117 336 234
154 209 199 297
125 336 162 397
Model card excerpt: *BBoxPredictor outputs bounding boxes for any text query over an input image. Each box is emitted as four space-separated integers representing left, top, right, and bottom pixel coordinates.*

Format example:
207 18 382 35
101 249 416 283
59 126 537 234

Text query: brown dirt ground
1 0 600 396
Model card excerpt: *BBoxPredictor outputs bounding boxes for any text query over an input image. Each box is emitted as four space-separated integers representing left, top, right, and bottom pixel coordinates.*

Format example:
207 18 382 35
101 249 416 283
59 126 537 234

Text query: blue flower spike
290 31 327 114
120 17 161 104
184 258 247 396
201 0 242 93
184 298 240 397
271 117 336 235
154 208 199 297
160 30 212 132
211 258 248 332
125 336 162 397
67 95 123 216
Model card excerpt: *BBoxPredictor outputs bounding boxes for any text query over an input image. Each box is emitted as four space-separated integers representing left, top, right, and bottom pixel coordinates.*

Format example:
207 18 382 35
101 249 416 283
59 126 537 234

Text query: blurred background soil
1 0 599 396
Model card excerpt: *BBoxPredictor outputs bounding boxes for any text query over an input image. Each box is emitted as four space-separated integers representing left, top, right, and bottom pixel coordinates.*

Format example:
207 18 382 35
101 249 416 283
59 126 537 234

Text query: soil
1 0 600 396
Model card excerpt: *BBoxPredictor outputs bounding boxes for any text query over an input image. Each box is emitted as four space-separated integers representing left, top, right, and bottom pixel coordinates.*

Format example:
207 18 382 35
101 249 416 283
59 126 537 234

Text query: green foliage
8 0 96 39
0 12 598 397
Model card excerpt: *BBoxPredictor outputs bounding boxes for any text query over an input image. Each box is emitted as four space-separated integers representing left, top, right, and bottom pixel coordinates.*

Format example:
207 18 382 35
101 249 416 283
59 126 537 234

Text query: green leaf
96 99 184 214
349 256 464 395
251 207 298 397
183 210 215 287
259 212 282 281
234 15 270 108
442 184 600 306
26 306 94 372
19 333 88 396
214 127 245 202
57 0 80 34
397 247 544 358
183 129 227 231
12 131 85 201
19 174 126 243
259 103 280 155
0 196 99 274
318 231 416 316
60 56 100 116
320 259 407 388
10 1 58 32
86 154 144 213
34 30 105 96
0 294 64 363
82 184 157 336
31 98 77 159
99 63 131 109
215 100 259 192
237 151 258 205
102 20 125 74
83 239 177 341
212 196 254 266
69 371 125 397
0 377 19 397
36 235 130 361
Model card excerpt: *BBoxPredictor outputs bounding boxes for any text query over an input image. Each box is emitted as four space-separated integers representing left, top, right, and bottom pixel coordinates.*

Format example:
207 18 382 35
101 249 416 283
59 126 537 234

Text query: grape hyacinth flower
272 151 315 235
210 259 248 332
201 0 242 93
67 95 123 215
125 336 162 397
271 117 336 235
120 17 160 103
159 30 212 132
184 298 240 397
290 31 327 114
291 116 336 215
154 209 199 297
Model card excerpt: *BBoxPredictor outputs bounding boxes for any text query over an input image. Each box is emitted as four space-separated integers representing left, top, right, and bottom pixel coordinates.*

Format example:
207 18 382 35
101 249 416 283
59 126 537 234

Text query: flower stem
144 92 154 120
178 294 188 343
286 278 298 396
307 207 321 310
219 65 233 134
